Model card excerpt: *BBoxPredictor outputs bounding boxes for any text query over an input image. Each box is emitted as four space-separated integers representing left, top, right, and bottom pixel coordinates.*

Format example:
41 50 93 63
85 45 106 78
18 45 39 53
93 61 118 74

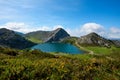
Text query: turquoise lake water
32 43 83 54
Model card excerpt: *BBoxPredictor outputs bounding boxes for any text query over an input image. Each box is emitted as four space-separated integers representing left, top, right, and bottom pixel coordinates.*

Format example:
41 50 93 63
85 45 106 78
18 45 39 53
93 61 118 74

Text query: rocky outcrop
111 40 120 47
0 28 36 49
45 28 70 42
25 28 70 43
78 32 113 47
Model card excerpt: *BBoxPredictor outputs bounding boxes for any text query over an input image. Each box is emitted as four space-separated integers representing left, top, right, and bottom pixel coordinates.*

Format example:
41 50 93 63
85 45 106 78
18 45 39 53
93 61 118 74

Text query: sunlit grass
85 46 120 54
0 46 120 80
26 37 43 43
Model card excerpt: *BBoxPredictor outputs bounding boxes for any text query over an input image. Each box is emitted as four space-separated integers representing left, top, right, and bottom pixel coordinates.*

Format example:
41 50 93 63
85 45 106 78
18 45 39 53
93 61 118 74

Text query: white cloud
4 22 25 30
108 27 120 39
67 23 105 37
110 27 120 33
66 23 120 39
0 22 33 33
0 22 120 39
0 22 54 33
38 26 51 31
65 28 80 37
53 25 64 30
36 25 64 31
0 22 65 33
80 23 105 35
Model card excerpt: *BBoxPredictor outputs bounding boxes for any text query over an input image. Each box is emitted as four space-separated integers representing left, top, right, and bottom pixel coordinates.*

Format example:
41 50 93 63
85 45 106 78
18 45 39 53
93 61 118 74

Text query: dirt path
74 41 116 60
75 41 94 54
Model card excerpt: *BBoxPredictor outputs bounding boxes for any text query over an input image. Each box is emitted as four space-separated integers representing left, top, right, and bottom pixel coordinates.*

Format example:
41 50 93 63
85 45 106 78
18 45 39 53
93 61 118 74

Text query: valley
0 28 120 80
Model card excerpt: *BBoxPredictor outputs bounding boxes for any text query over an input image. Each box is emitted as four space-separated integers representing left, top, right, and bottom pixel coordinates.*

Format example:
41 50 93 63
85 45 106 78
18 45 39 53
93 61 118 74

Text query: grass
85 46 120 54
0 46 120 80
26 37 43 43
62 37 78 45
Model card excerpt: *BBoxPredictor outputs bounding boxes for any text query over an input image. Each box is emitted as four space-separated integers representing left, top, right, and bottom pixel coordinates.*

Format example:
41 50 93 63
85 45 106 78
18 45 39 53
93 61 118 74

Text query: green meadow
0 46 120 80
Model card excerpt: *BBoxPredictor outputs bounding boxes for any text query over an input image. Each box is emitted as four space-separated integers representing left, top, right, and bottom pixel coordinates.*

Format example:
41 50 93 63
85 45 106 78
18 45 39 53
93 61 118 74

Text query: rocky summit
45 28 70 42
25 28 70 43
0 28 36 49
78 32 120 47
111 40 120 47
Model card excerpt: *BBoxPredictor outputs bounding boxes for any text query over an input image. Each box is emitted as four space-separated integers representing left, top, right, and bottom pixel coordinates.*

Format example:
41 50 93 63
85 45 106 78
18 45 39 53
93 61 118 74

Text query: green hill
25 28 70 43
0 28 36 49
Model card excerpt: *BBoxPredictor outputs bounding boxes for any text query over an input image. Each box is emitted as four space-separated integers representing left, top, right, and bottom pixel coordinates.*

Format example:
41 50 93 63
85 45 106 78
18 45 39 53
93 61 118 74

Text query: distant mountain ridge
0 28 120 49
0 28 36 49
111 40 120 47
78 32 120 47
15 31 24 36
25 28 70 43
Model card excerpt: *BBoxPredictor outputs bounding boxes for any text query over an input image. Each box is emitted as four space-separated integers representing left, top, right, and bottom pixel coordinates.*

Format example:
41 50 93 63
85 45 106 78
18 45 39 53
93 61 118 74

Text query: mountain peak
25 28 70 43
54 28 65 32
0 28 8 30
0 28 12 32
86 32 100 37
45 28 70 42
78 32 112 47
0 28 14 36
56 28 63 30
89 32 98 35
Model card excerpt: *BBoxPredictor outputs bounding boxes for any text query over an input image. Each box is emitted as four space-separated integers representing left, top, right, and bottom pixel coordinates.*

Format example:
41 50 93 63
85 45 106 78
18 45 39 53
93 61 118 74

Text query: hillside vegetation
25 28 70 43
0 28 36 49
0 46 120 80
0 28 120 80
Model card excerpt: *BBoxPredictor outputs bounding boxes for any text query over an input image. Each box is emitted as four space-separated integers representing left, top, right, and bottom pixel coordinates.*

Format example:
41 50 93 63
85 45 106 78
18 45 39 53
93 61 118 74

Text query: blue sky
0 0 120 38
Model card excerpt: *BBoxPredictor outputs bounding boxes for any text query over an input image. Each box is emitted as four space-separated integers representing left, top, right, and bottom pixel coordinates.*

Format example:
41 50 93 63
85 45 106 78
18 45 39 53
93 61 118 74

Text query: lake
32 43 83 54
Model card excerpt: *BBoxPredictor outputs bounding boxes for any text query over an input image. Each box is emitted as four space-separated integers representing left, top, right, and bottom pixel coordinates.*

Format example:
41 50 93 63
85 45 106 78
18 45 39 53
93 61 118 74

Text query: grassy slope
0 46 120 80
84 46 120 54
26 37 43 43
